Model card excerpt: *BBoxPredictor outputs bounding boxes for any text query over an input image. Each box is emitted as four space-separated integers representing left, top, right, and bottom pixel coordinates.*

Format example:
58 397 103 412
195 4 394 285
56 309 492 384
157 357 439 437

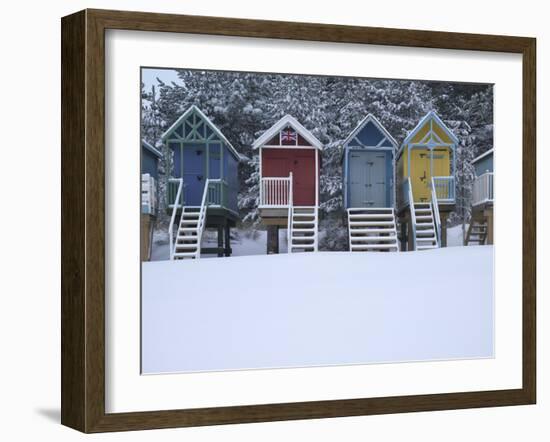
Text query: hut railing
430 178 442 247
193 179 211 259
287 173 293 253
168 178 184 260
432 176 455 204
167 178 186 209
259 176 292 207
141 173 157 215
404 177 417 250
206 179 229 208
472 172 494 207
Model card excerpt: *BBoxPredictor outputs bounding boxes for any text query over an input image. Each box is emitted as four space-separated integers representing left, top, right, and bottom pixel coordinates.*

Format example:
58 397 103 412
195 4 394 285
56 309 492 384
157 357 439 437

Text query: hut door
291 151 315 206
410 149 431 202
182 143 206 206
349 151 387 208
369 152 387 207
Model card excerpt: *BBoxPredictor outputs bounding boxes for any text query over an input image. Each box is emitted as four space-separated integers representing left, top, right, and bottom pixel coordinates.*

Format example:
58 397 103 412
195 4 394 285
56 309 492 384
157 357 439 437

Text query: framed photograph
61 9 536 433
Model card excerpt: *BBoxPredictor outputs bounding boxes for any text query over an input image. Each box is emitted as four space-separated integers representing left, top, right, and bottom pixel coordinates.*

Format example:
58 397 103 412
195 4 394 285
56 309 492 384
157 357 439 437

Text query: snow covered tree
141 68 493 249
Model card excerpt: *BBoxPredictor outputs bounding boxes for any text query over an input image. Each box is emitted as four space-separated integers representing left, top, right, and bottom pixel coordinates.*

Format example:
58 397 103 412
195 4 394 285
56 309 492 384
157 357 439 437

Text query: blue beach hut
341 114 399 252
161 105 241 259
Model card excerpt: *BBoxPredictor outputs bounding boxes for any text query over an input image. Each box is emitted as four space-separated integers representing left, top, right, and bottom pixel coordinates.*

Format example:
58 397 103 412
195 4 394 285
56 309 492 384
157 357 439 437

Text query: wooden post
400 216 408 251
140 214 152 261
485 208 494 245
440 212 448 247
267 225 279 254
407 219 414 251
224 224 231 257
217 225 224 257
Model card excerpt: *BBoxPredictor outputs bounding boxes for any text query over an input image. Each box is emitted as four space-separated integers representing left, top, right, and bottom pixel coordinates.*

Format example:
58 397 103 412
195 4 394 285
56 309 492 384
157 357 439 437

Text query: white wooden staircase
412 202 438 250
169 178 210 260
347 208 399 252
288 206 318 253
172 206 207 259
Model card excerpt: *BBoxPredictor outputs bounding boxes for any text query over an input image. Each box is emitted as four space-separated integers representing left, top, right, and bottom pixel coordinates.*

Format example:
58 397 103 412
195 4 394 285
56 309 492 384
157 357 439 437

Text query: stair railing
405 177 417 250
392 207 401 252
313 205 319 252
430 177 442 247
287 172 293 254
193 179 215 259
168 178 184 260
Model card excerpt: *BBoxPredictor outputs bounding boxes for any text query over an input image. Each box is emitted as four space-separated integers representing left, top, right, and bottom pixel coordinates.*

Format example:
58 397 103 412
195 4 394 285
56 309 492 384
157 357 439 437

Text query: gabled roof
161 105 241 161
141 139 163 158
342 114 398 150
402 110 459 147
252 114 323 150
471 148 493 165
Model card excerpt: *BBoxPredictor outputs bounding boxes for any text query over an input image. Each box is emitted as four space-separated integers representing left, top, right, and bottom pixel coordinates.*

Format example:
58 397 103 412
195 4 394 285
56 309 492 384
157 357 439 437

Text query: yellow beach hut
396 111 457 251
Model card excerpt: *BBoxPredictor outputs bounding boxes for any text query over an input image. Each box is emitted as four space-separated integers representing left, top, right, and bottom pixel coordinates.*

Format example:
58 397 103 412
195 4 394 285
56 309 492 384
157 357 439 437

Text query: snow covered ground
142 246 494 374
447 224 467 247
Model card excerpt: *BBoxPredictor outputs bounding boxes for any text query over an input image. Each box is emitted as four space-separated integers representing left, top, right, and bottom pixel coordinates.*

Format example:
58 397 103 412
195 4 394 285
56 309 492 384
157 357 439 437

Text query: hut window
184 121 193 137
266 134 280 145
297 134 311 146
280 127 297 146
174 123 183 137
196 122 206 139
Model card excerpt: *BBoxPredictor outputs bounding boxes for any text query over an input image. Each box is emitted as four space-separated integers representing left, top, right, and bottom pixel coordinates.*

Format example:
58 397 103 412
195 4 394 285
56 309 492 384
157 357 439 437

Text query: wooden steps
288 206 318 253
465 220 488 245
347 208 399 252
412 203 438 250
172 205 208 260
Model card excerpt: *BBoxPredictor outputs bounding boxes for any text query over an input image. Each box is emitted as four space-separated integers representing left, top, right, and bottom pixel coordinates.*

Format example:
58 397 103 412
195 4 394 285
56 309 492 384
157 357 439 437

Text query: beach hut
467 149 494 245
396 111 457 250
341 114 399 252
253 115 322 253
141 140 163 260
161 105 241 260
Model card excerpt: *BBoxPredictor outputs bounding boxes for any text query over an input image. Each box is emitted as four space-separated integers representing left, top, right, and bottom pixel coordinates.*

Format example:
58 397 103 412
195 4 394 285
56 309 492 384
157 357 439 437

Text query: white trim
252 114 323 150
315 148 319 207
342 114 398 151
399 111 459 156
141 139 163 158
471 148 494 165
161 105 241 161
258 148 263 203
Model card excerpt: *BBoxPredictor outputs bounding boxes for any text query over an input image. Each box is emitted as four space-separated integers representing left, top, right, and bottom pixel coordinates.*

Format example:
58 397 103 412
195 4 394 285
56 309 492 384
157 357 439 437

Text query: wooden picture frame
61 9 536 433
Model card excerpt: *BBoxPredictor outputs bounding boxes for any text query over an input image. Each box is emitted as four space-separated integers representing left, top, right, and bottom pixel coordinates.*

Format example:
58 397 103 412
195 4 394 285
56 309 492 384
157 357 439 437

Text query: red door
289 150 315 205
262 149 316 206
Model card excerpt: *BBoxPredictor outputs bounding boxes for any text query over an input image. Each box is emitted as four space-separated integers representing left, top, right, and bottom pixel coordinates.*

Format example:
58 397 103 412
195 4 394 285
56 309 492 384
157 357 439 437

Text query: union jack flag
281 127 297 145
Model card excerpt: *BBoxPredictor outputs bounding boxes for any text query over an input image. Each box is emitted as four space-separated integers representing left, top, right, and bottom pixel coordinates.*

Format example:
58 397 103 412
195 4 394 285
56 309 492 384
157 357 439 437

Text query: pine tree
142 69 493 249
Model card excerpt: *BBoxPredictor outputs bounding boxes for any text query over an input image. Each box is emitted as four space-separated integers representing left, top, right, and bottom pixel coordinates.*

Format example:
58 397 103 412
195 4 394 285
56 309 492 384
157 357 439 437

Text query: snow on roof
141 139 163 158
160 105 241 161
342 114 398 150
252 114 323 150
471 148 494 164
402 110 459 146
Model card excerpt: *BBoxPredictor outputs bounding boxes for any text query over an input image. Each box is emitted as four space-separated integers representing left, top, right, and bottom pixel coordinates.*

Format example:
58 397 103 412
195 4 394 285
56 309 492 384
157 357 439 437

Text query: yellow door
410 149 431 202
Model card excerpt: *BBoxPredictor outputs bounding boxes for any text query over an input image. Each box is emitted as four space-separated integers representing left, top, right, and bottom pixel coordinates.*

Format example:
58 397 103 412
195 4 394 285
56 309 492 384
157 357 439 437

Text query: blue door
349 150 388 207
183 143 206 205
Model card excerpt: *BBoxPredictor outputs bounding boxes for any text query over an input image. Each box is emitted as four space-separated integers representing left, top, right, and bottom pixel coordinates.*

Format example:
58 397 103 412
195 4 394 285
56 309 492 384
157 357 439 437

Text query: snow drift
142 246 494 374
